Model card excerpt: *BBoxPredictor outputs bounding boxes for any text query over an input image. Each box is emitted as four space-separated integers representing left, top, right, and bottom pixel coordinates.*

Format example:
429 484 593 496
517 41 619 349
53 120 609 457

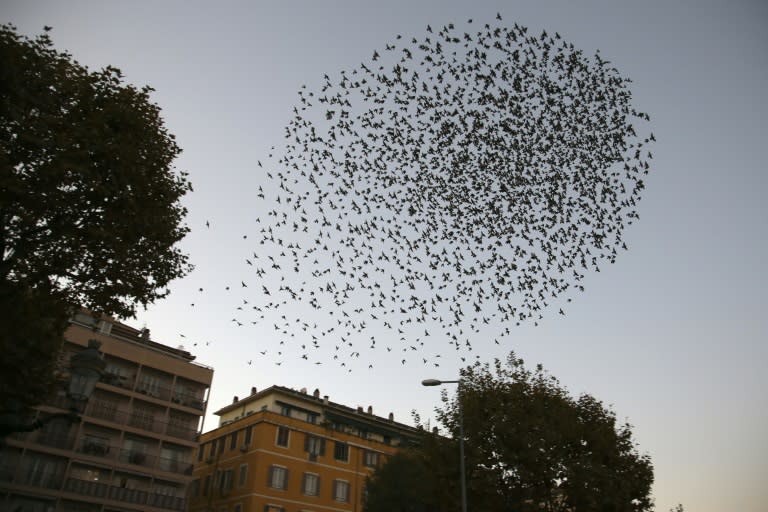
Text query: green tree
364 450 441 512
0 24 192 407
366 353 654 512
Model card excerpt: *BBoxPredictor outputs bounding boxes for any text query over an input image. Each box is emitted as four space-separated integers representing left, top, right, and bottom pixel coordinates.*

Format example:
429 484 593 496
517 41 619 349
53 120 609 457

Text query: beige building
189 385 419 512
0 311 214 512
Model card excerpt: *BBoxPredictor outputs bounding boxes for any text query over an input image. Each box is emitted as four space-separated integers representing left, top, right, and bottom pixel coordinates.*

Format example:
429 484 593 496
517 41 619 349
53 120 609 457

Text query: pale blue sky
6 1 767 511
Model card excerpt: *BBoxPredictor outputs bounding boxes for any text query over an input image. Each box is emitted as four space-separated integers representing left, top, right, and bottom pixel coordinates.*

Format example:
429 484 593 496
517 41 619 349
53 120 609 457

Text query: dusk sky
6 1 767 511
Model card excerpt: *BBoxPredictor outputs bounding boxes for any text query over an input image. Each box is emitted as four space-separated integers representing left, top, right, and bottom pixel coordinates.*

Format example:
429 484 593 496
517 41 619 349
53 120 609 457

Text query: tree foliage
0 24 191 407
0 23 192 318
366 353 654 512
0 282 70 409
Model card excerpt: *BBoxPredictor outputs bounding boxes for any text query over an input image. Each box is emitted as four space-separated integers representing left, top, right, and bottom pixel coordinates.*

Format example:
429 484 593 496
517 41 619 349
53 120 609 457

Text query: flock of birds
196 16 653 370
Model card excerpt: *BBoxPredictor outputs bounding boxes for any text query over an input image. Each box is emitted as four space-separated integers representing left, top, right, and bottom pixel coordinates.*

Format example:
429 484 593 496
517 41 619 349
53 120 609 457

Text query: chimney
367 405 373 415
388 412 394 422
300 387 307 394
140 328 150 340
323 395 329 404
251 386 257 395
233 396 239 404
357 406 363 413
313 388 320 398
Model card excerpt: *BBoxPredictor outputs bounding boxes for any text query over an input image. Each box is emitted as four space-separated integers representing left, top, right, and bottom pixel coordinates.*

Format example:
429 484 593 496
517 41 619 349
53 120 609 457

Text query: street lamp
68 339 107 404
422 378 468 512
0 339 105 438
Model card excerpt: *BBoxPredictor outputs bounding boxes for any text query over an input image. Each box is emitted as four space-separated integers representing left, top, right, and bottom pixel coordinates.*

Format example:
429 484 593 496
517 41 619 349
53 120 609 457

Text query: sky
5 1 768 511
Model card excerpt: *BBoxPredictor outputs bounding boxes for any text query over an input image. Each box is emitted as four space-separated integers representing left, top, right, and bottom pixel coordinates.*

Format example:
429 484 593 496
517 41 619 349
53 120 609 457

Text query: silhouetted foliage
367 353 654 512
0 24 191 406
0 282 69 409
364 450 446 512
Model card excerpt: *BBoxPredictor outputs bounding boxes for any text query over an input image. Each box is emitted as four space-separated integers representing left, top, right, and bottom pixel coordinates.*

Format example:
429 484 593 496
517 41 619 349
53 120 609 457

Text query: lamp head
68 339 106 402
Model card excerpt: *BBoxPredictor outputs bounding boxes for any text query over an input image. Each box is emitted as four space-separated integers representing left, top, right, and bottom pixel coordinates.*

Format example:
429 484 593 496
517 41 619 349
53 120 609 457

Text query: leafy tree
0 24 191 407
364 450 443 512
0 282 70 409
366 353 654 512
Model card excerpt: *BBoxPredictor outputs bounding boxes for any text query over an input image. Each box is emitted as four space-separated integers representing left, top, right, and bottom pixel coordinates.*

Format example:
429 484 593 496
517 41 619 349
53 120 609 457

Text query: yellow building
0 311 214 512
190 386 419 512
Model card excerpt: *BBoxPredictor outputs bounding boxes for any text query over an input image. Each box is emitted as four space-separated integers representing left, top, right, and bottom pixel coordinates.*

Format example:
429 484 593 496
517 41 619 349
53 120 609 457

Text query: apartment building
0 310 214 512
189 385 419 512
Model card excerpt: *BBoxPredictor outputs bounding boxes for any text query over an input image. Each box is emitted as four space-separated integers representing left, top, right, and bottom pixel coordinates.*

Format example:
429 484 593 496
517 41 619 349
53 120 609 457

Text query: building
189 385 420 512
0 310 214 512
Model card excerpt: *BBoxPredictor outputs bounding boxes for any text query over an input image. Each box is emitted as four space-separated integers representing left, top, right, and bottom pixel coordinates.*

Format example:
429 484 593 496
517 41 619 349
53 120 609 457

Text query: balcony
84 402 199 442
77 439 113 460
63 477 186 511
170 392 206 411
157 456 194 475
99 370 135 390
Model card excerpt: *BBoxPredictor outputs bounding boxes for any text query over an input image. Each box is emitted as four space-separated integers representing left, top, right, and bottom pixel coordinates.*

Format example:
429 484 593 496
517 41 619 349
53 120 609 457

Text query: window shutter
304 434 310 452
319 438 326 456
267 466 273 486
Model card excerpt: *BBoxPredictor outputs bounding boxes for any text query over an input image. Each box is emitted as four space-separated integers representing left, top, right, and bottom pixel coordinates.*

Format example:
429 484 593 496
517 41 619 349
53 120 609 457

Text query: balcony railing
84 403 199 442
97 375 207 411
63 478 186 511
170 393 206 411
14 469 65 490
74 440 192 476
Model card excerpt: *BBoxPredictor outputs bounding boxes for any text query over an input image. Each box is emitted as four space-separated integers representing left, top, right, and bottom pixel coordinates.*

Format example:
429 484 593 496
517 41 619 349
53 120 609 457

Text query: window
129 404 154 430
139 373 161 397
244 426 253 445
229 431 238 450
220 468 233 494
238 464 248 487
264 506 284 512
334 442 349 462
190 478 200 497
82 434 110 456
276 426 289 447
122 438 149 465
302 472 320 496
217 437 225 455
197 443 206 462
267 465 288 490
159 444 186 472
364 450 379 467
90 398 117 421
203 475 211 496
333 479 350 502
304 435 325 458
280 405 291 417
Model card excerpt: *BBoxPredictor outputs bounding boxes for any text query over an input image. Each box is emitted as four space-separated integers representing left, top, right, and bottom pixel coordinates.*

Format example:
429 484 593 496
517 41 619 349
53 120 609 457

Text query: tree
0 24 192 406
364 450 444 512
366 353 654 512
0 282 70 409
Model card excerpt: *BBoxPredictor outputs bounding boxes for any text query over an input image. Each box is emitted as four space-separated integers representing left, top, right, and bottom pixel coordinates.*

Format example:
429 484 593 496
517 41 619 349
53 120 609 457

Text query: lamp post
422 378 468 512
0 339 105 438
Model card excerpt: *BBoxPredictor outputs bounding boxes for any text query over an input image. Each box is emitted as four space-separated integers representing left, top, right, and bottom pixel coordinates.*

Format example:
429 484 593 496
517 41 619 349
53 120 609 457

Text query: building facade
189 386 419 512
0 311 214 512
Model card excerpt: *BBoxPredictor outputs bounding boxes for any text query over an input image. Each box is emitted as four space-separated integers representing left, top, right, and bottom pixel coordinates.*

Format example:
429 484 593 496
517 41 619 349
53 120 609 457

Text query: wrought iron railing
63 477 186 511
85 402 199 442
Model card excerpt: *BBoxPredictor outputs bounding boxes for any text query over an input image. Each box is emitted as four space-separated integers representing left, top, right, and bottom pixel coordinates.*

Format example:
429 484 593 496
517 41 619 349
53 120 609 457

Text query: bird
235 15 653 372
